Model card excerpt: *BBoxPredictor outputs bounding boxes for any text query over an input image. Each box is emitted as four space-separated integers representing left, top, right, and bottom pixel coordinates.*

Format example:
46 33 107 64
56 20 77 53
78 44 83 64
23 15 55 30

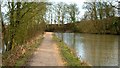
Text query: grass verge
52 34 81 66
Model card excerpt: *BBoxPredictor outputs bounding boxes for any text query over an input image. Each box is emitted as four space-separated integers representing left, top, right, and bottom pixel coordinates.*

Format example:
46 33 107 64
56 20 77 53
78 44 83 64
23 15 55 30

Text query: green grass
53 34 81 66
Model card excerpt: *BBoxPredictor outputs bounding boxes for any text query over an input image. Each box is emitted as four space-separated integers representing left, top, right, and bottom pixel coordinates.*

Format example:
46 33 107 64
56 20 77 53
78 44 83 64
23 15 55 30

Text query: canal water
55 33 119 66
0 33 2 66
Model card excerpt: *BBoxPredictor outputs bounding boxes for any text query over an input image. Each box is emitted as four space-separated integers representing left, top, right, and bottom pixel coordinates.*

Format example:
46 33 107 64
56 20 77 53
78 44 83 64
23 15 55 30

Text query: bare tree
68 3 80 23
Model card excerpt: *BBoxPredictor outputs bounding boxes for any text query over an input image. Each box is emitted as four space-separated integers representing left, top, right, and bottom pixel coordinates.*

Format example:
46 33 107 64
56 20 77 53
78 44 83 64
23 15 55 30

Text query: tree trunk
0 4 5 53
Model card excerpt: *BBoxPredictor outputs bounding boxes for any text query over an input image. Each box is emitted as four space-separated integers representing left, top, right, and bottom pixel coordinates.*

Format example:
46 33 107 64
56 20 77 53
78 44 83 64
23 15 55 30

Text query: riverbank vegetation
53 34 89 66
2 34 43 66
1 2 47 66
1 2 46 53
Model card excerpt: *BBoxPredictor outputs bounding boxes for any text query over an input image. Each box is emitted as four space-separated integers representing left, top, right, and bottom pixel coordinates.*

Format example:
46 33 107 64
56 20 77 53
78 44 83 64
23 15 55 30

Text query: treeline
80 1 120 34
77 17 120 34
1 2 47 53
46 17 120 34
46 1 120 34
45 2 80 32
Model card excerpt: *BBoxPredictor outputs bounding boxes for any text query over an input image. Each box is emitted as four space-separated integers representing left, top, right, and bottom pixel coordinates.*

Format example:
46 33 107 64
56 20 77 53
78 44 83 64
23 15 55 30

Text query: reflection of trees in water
72 33 76 49
61 33 63 41
76 34 118 65
0 29 1 65
57 33 118 66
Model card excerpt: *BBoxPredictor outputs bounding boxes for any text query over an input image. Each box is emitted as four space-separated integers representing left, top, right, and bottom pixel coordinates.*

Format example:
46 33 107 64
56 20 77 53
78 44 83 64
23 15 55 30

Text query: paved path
27 32 64 66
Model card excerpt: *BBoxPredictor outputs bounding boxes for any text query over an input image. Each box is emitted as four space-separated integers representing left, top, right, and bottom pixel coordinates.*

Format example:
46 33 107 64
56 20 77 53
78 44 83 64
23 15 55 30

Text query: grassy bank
2 34 44 66
53 34 82 66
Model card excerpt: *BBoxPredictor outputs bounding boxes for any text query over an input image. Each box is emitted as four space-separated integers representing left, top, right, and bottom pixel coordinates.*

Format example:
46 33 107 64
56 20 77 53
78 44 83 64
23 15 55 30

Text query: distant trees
2 1 47 52
45 2 80 32
54 2 68 25
46 2 80 25
82 1 120 34
68 3 80 23
83 1 116 20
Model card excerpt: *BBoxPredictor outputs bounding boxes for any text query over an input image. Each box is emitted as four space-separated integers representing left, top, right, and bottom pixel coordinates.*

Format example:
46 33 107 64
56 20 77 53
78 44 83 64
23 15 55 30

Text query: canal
55 33 119 66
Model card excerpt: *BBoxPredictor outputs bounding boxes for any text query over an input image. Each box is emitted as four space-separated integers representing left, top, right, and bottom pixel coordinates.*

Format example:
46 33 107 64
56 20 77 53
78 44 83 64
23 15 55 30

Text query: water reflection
0 46 1 66
56 33 118 66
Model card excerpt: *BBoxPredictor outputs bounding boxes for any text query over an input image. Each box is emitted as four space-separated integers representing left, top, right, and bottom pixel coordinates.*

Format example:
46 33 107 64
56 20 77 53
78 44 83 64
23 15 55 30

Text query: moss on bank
2 34 44 66
53 34 81 66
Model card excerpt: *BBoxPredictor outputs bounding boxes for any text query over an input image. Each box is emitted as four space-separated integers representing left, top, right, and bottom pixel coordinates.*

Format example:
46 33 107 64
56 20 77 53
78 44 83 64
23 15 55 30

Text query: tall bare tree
68 3 79 23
